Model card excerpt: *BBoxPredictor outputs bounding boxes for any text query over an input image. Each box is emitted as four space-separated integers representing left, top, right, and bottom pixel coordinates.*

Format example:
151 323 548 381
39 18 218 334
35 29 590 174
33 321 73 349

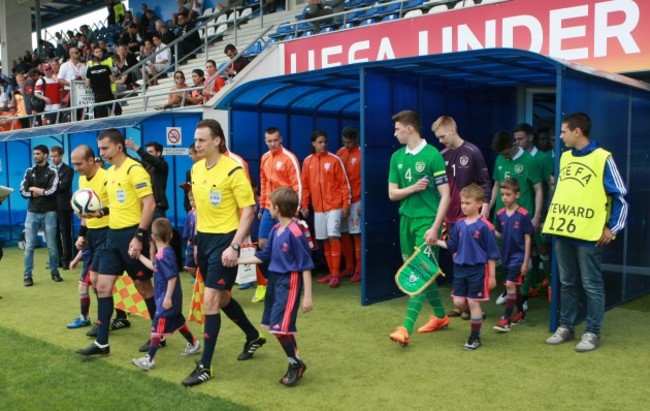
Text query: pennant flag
395 244 444 296
113 273 150 319
188 268 205 325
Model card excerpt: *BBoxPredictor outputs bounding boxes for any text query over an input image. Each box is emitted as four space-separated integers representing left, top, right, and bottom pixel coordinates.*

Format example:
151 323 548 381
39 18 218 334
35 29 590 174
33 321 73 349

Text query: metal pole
35 0 42 54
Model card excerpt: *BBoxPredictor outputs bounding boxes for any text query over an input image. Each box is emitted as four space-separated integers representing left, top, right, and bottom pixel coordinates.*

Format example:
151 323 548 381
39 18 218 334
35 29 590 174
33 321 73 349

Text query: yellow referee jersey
105 157 153 229
192 156 255 234
78 167 109 229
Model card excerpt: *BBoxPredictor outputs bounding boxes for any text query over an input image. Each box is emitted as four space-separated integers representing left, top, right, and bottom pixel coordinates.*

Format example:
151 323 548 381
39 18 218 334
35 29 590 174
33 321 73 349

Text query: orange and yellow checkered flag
113 273 151 319
188 269 205 325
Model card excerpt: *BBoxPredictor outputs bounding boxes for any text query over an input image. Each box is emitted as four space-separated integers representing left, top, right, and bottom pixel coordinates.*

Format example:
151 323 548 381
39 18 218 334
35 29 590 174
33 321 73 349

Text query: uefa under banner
284 0 650 75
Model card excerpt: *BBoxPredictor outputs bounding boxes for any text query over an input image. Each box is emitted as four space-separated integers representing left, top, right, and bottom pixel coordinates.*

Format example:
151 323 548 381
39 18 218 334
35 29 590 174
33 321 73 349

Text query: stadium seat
320 26 337 34
402 0 425 11
360 18 376 26
428 4 448 14
244 40 263 57
216 13 228 25
299 30 314 38
198 7 214 20
381 13 399 22
240 7 253 22
227 11 238 22
403 9 423 18
342 21 356 30
454 0 475 9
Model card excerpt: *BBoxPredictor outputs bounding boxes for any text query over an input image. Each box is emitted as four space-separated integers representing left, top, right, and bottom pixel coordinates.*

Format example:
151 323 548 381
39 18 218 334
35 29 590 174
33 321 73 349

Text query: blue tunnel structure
215 49 650 325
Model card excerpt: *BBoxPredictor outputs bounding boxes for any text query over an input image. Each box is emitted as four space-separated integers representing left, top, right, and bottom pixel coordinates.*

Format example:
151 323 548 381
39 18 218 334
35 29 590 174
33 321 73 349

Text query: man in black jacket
50 146 74 270
125 140 169 221
20 145 62 286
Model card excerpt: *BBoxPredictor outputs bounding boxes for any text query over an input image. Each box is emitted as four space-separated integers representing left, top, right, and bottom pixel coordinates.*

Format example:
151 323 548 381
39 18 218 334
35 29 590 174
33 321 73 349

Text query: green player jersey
493 148 542 215
388 140 447 218
530 147 554 211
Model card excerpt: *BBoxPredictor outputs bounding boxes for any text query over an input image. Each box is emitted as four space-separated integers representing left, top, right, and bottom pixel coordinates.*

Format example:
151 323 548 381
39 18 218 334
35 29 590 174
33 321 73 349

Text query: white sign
162 147 189 156
166 127 182 146
71 80 95 107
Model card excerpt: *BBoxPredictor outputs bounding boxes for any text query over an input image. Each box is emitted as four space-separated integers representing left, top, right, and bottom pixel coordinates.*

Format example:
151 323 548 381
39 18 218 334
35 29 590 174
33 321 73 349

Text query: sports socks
323 241 333 275
470 317 483 339
423 283 446 318
403 294 425 333
201 313 221 369
276 334 300 364
340 234 355 272
80 291 90 319
221 298 259 341
329 238 341 277
147 334 162 360
144 296 157 319
178 324 196 345
114 309 128 320
516 289 524 313
353 234 362 273
96 296 113 345
255 265 268 287
504 292 516 319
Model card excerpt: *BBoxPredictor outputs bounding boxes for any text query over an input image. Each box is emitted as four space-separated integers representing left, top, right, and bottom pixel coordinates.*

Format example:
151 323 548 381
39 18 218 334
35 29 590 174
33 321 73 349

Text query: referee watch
230 243 241 254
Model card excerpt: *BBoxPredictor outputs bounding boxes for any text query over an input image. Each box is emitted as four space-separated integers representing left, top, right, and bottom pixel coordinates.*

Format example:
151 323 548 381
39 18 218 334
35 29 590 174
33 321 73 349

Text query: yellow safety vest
89 57 117 93
543 147 610 241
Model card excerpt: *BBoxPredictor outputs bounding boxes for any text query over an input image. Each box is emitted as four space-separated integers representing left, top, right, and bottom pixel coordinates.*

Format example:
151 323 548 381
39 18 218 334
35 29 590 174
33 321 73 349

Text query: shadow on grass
0 327 252 411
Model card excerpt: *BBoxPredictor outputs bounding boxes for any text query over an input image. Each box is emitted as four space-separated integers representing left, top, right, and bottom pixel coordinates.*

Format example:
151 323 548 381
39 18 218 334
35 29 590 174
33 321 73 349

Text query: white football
71 188 102 214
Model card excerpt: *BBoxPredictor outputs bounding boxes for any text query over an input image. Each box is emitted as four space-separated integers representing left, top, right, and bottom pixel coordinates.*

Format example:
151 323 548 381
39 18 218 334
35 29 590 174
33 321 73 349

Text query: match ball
71 188 102 215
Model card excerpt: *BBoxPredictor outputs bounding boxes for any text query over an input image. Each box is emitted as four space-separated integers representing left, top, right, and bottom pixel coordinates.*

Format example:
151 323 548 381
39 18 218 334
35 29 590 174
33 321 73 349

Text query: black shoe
181 360 213 387
139 338 166 353
86 323 98 337
76 341 110 356
111 318 131 331
24 277 34 287
280 361 307 386
52 273 63 282
237 336 266 361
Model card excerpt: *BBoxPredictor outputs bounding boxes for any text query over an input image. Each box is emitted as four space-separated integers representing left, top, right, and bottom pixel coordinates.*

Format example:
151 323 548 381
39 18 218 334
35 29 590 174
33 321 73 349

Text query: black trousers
57 210 73 267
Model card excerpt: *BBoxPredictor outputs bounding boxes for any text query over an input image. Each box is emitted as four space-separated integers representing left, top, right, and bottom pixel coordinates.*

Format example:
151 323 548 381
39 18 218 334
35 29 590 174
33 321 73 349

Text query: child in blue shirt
182 190 197 275
494 178 534 332
132 217 201 371
238 187 314 386
436 184 499 350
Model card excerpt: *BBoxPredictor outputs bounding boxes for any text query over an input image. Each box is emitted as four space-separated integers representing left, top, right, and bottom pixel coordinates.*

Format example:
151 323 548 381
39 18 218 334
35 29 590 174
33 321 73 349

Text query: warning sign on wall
166 127 182 146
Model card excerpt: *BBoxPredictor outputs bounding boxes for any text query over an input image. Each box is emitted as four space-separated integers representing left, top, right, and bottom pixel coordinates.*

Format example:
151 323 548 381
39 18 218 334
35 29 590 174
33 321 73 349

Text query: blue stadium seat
381 13 399 22
244 40 264 57
299 30 314 38
320 25 337 34
402 0 425 11
360 18 376 26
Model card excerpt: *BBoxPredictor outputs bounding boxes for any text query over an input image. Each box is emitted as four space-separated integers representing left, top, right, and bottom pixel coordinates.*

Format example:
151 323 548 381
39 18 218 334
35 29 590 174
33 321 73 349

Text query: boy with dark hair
132 217 201 370
493 178 533 332
238 187 314 386
436 184 499 350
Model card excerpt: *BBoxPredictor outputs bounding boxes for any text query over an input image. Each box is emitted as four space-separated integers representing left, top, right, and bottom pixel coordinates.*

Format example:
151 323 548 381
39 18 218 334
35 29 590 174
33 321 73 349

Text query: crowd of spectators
0 1 264 130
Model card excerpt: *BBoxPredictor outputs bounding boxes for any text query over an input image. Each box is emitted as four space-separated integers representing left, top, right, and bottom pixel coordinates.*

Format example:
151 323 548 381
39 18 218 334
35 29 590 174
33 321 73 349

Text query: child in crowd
437 184 499 350
238 187 314 386
494 178 533 332
132 218 201 371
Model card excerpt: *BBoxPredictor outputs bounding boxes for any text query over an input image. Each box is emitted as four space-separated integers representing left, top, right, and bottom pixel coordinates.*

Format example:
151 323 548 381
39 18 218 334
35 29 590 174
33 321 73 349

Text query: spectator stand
268 0 483 40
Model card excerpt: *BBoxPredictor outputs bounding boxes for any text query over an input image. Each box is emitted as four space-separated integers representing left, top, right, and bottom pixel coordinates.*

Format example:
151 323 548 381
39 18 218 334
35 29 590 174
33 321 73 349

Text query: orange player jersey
225 150 251 181
259 147 302 210
336 145 361 203
301 152 351 212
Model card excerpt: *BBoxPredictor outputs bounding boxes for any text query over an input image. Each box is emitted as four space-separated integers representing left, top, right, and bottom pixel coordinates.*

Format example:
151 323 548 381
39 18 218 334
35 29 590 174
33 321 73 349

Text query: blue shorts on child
262 271 303 334
504 267 524 285
151 314 188 336
451 264 490 302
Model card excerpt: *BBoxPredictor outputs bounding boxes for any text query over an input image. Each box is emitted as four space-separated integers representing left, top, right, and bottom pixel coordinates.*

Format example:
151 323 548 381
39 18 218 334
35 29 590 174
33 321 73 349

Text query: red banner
284 0 650 74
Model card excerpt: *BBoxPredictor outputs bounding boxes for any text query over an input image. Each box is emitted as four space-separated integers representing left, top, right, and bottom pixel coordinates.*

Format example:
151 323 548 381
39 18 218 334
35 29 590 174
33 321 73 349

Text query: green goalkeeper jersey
388 140 447 219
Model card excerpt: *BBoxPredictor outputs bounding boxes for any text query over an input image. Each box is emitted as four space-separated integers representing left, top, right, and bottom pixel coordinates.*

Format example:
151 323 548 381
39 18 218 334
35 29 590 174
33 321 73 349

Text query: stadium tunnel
216 48 650 327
